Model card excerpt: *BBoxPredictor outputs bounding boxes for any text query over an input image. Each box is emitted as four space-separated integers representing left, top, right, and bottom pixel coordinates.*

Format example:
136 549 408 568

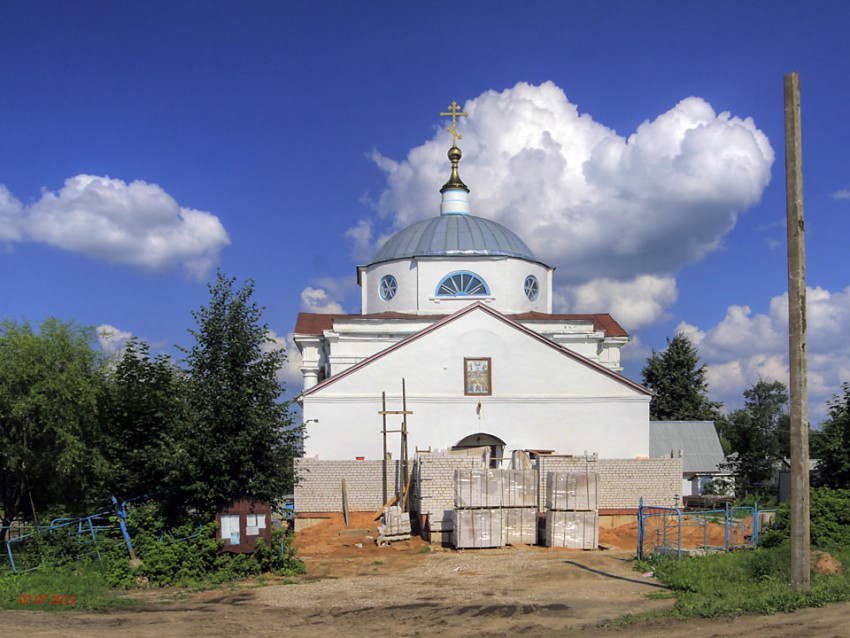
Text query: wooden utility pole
784 70 810 591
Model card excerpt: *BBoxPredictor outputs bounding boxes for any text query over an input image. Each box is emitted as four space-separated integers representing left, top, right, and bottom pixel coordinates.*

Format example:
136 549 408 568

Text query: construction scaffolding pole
784 70 810 592
378 380 413 509
381 392 388 505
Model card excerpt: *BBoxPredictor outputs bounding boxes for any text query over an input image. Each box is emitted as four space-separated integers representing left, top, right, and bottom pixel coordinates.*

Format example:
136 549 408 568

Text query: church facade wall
304 396 649 461
302 307 650 460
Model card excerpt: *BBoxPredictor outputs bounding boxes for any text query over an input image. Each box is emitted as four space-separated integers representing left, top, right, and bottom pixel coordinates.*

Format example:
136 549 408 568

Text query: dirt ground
3 512 850 638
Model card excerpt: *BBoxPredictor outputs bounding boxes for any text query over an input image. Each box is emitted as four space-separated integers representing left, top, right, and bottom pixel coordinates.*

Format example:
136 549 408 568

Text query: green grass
649 543 850 618
0 563 136 611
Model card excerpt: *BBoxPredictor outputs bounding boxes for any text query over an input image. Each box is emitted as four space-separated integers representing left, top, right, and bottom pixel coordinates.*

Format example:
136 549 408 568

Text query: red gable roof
294 310 628 338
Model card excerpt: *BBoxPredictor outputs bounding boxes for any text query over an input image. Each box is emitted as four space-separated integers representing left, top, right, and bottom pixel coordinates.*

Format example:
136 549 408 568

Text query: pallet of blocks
544 471 599 549
377 505 411 546
501 469 538 545
452 508 503 549
501 469 537 508
454 468 502 509
545 471 598 511
502 507 538 545
544 510 599 549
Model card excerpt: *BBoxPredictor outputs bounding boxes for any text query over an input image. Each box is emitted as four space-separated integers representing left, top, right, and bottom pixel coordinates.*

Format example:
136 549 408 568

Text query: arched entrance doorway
453 433 506 468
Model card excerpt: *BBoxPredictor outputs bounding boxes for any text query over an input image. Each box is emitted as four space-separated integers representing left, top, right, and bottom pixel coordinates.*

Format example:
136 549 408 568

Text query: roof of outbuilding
649 421 726 473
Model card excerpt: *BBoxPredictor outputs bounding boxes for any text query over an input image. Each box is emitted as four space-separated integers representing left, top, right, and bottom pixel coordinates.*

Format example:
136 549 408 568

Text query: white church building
294 118 653 464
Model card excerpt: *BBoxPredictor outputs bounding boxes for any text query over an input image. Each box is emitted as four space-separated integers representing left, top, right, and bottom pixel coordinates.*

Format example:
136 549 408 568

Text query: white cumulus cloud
353 81 774 333
97 324 134 354
0 175 230 278
359 81 773 286
264 329 303 388
559 275 678 331
688 286 850 421
300 286 345 314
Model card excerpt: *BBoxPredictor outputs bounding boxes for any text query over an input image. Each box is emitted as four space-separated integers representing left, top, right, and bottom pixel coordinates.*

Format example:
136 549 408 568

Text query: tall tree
812 383 850 489
180 272 301 520
719 379 788 496
0 318 106 539
641 333 721 421
100 338 192 514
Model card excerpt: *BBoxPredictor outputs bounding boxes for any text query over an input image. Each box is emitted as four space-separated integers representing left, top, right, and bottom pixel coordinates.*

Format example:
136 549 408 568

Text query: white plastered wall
360 256 553 315
302 308 649 460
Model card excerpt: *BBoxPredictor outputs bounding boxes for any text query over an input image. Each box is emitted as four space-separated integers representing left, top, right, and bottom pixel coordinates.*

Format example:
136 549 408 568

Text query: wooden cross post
378 379 414 509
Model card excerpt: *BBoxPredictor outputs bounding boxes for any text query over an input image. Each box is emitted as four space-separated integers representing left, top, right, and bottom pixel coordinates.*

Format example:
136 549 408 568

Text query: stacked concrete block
544 471 599 549
503 507 538 545
452 468 539 548
545 471 598 511
455 469 503 508
412 453 488 545
501 469 538 545
502 469 537 508
452 508 503 549
544 511 599 549
378 505 411 545
453 469 503 548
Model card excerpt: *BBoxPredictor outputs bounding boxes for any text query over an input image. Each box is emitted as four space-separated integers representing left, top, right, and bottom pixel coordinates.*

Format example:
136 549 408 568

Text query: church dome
370 214 537 265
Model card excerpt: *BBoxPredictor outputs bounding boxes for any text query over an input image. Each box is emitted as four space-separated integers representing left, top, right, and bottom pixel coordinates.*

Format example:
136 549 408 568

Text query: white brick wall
536 456 683 511
295 458 402 512
294 454 683 517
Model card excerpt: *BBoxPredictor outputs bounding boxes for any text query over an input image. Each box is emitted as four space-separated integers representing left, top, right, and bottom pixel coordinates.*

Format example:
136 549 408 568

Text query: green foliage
650 544 850 617
101 504 304 589
1 502 305 606
813 383 850 489
761 487 850 549
99 339 192 519
719 380 788 497
180 272 303 520
0 318 108 537
641 333 722 421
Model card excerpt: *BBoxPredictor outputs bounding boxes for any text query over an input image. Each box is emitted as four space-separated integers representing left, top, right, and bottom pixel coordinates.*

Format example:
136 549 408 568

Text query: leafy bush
101 503 304 589
760 487 850 548
1 501 305 609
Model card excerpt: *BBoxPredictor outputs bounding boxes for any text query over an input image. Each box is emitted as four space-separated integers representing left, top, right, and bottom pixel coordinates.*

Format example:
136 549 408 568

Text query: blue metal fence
638 498 775 560
1 498 136 574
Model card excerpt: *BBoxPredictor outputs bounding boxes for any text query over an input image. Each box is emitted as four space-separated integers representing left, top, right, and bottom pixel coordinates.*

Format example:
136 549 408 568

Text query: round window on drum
379 274 398 301
524 275 540 301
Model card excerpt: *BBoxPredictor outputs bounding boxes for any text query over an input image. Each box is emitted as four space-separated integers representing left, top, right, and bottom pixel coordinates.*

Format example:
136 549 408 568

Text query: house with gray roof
650 421 728 497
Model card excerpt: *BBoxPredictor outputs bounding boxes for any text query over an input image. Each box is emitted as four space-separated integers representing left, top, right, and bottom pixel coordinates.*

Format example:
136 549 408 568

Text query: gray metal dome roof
370 214 538 265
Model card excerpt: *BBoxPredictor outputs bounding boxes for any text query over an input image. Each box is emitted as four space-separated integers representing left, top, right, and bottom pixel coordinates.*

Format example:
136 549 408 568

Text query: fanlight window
436 271 490 297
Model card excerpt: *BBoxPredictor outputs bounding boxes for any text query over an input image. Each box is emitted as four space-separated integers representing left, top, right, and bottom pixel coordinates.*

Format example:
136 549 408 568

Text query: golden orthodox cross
440 100 468 146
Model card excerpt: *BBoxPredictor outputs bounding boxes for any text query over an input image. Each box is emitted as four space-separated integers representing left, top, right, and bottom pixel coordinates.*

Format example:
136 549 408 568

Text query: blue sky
2 1 849 421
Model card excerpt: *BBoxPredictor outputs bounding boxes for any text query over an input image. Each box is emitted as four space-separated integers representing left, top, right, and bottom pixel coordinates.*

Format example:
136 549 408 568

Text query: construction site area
4 510 850 638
